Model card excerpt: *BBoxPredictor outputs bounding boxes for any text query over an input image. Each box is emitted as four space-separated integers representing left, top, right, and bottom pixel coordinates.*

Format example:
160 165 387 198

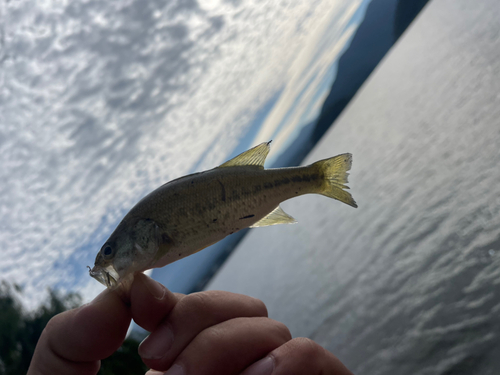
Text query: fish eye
102 245 113 258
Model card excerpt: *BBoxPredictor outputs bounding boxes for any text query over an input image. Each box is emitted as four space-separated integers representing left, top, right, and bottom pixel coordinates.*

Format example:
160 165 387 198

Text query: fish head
89 218 161 289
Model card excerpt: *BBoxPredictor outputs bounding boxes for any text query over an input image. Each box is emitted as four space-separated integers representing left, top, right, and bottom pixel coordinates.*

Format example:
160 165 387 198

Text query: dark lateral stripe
274 177 290 187
239 214 255 220
241 187 251 195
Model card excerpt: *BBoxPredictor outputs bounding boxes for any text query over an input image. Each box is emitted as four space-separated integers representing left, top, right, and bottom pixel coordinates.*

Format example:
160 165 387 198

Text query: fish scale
89 142 357 289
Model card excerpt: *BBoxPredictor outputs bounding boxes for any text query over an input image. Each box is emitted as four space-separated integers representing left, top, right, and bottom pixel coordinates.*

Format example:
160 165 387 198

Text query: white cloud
252 0 364 156
0 0 362 308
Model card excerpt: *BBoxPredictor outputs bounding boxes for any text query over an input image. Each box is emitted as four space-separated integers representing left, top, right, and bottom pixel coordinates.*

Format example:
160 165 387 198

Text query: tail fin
311 154 358 208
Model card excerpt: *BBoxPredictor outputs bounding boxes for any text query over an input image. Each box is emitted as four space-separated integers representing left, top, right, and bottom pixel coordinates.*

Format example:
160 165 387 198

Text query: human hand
139 283 354 375
27 274 353 375
134 274 353 375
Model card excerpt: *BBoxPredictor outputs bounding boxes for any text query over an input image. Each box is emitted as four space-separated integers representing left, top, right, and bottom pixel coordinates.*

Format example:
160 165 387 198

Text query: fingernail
164 364 184 375
141 275 166 300
139 323 174 359
243 356 274 375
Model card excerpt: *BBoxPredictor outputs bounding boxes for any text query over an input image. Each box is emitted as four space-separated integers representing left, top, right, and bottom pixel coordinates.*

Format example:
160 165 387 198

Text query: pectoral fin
250 205 297 228
218 141 271 169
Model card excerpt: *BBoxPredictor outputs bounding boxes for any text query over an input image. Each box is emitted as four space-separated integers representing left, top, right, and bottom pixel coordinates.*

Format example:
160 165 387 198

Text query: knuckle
176 291 268 321
202 290 268 317
197 324 227 347
40 311 75 358
249 297 268 317
177 292 211 316
269 319 292 342
290 337 324 360
43 313 64 336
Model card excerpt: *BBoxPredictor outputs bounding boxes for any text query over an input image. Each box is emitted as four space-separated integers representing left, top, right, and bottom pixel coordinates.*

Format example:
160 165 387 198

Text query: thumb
28 287 131 375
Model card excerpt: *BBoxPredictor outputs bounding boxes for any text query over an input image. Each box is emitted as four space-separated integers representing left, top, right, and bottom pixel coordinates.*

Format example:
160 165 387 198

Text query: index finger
28 274 179 375
130 273 181 332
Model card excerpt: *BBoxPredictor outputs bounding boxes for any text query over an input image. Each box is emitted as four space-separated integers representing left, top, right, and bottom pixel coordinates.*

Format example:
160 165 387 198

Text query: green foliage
0 281 147 375
99 338 148 375
0 282 23 375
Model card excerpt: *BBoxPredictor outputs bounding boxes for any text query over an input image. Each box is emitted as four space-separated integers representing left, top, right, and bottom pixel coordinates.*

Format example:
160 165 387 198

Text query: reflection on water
207 0 500 373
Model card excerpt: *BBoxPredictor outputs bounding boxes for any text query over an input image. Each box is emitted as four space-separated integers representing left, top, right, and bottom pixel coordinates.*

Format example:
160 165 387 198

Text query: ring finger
152 316 292 375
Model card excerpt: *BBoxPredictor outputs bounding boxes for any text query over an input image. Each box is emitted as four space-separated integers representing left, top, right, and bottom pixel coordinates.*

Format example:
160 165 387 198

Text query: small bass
90 142 357 288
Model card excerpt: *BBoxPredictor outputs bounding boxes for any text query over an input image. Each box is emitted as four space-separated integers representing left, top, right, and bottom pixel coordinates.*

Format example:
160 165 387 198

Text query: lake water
207 0 500 374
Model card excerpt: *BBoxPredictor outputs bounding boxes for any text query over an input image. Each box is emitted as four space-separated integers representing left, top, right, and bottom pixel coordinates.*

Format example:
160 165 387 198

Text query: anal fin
250 205 297 228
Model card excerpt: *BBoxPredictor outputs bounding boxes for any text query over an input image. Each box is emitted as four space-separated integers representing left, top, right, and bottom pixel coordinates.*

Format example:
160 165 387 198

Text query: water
207 0 500 373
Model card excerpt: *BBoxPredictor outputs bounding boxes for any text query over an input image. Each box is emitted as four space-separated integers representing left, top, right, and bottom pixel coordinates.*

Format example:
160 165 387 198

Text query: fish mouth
89 265 120 289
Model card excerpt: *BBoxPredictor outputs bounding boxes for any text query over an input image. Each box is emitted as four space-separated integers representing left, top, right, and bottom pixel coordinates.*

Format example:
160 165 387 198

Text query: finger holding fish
135 287 352 375
138 290 269 370
129 273 180 332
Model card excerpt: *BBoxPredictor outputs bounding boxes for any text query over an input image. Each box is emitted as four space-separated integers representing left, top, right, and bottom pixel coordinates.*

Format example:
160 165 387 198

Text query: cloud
0 0 361 308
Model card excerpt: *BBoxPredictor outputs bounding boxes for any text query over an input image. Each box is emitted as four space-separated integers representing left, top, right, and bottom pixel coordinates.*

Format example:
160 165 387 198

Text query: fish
89 142 357 289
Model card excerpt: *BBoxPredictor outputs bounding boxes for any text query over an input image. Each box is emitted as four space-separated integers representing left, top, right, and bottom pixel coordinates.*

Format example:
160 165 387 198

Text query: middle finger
139 290 268 367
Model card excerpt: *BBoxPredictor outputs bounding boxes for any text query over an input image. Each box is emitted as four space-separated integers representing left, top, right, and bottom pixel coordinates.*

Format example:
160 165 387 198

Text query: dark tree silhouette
0 281 147 375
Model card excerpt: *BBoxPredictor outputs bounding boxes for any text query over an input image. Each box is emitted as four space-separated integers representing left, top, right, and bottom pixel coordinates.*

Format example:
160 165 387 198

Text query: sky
0 0 370 309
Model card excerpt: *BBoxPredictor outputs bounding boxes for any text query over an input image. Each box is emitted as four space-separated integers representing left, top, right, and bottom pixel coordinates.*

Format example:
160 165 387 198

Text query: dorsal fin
218 141 271 169
250 205 297 228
